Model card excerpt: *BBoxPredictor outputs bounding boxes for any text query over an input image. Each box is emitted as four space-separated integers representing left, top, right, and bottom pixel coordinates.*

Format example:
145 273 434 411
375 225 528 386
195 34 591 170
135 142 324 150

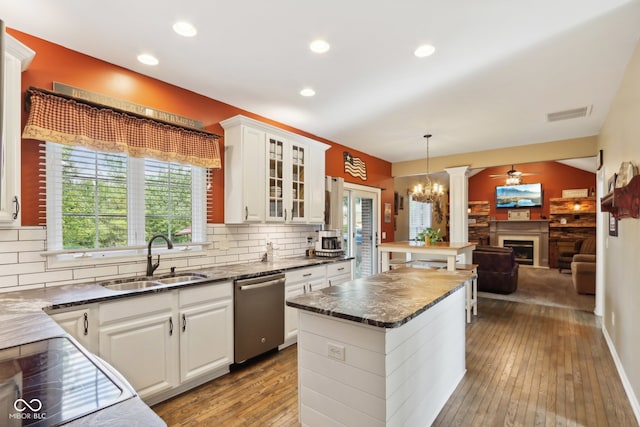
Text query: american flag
344 152 367 181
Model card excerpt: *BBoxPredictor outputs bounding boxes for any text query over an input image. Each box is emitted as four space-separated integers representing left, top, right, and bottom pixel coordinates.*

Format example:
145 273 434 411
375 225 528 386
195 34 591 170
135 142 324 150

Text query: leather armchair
472 246 519 294
571 254 596 294
558 237 596 272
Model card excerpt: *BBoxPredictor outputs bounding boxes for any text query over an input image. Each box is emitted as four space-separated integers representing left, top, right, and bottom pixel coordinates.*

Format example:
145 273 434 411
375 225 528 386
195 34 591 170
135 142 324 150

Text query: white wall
598 38 640 420
0 224 318 293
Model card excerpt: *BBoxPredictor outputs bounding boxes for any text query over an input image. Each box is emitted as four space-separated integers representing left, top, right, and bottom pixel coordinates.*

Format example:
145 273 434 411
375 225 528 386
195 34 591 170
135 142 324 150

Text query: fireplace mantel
489 220 550 267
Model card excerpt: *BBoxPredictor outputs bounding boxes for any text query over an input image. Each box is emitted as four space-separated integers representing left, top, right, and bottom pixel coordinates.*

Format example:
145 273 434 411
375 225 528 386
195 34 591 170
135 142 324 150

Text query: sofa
472 246 519 294
571 254 596 294
558 236 596 273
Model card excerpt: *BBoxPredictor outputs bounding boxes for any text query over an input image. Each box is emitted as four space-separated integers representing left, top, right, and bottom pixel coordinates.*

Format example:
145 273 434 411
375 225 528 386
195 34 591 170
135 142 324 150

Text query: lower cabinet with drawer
283 266 326 347
326 260 353 287
98 282 233 405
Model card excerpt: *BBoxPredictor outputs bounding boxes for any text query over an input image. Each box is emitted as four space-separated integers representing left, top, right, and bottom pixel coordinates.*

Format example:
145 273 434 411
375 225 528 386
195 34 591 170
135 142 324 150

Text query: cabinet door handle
245 206 249 221
182 313 187 332
169 317 174 336
83 312 89 336
309 283 313 292
12 196 20 220
303 273 312 277
285 209 288 221
328 280 332 287
337 267 345 271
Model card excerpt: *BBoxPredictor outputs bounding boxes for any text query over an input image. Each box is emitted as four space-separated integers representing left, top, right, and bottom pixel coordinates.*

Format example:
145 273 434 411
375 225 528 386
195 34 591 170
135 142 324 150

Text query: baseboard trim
602 324 640 425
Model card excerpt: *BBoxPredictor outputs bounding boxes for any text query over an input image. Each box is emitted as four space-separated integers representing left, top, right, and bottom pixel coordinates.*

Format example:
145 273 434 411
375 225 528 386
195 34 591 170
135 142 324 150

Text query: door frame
343 182 381 277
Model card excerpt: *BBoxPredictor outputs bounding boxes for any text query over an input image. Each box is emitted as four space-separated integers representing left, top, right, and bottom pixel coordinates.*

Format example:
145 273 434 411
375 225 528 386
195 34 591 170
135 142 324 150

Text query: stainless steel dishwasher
234 273 285 363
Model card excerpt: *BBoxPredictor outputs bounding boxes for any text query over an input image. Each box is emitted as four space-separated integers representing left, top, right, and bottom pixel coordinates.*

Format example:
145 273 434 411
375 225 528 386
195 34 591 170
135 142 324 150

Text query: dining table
378 240 476 272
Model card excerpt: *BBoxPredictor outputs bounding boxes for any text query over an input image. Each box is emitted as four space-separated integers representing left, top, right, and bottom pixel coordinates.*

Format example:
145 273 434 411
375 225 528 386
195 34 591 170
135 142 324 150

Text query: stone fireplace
489 220 549 267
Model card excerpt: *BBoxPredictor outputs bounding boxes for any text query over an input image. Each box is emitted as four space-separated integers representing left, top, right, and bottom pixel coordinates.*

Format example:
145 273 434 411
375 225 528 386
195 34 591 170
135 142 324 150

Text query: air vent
546 106 592 122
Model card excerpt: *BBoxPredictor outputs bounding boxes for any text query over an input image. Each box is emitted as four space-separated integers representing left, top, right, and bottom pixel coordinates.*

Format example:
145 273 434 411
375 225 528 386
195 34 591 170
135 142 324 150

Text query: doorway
342 184 380 279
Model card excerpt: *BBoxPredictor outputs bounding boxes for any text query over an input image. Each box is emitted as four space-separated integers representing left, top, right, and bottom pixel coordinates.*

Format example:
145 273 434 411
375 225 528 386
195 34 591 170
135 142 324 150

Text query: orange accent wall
469 162 596 220
9 29 394 242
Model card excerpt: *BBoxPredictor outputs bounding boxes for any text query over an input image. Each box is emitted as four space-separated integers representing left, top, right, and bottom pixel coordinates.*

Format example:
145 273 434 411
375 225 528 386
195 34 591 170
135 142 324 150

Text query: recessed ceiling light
414 44 436 58
173 21 197 37
300 88 316 97
137 53 159 66
309 39 330 54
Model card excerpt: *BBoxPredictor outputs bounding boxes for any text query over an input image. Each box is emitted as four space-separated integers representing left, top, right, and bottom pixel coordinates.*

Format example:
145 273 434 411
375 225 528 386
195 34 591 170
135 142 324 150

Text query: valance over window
22 87 221 168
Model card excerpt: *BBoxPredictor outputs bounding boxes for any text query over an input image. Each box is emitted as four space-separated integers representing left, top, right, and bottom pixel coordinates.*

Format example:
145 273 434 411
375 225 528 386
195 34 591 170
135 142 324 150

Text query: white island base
296 286 466 426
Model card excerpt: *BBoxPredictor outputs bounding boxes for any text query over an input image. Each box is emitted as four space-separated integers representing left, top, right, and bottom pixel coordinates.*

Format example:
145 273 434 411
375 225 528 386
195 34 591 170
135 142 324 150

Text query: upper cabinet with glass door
267 135 307 223
221 115 329 225
0 30 35 224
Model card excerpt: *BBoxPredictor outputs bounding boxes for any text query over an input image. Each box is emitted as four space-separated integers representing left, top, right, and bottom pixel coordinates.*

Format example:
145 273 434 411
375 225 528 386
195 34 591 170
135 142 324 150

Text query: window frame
408 195 432 241
44 142 208 267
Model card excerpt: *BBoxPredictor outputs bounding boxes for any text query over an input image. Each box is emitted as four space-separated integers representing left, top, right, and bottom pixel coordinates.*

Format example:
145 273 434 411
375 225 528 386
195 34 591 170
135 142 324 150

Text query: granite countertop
286 267 474 328
0 255 351 426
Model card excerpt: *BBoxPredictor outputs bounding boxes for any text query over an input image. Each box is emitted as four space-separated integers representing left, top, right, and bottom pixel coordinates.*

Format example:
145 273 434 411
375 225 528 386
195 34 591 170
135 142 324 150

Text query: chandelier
411 134 444 203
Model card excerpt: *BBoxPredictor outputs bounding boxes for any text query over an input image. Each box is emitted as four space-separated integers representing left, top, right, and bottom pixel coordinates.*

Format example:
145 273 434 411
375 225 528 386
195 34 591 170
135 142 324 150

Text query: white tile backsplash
0 223 320 292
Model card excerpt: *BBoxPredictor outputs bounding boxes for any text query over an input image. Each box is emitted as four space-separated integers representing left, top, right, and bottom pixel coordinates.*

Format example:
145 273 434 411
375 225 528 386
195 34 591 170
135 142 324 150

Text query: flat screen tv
496 183 543 208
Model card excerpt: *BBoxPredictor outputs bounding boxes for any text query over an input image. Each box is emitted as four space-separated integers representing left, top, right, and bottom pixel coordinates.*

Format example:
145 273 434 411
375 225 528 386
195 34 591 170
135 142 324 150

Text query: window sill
42 243 210 270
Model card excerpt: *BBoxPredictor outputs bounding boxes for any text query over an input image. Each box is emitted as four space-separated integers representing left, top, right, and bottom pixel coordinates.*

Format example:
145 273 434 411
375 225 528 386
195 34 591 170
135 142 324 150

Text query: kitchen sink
102 280 164 291
100 272 208 291
155 274 207 285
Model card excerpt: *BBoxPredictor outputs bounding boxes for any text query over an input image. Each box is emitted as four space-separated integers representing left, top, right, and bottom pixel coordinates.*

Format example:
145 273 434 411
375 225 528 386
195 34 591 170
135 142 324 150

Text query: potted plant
416 227 442 245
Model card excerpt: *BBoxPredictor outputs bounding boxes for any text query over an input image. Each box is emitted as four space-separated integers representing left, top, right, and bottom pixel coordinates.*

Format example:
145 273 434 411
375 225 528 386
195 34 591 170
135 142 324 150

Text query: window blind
408 196 432 240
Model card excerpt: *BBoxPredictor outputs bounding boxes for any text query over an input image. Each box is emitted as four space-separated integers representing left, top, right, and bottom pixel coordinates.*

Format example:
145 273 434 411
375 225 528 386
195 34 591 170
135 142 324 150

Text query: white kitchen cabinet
97 283 233 404
326 260 354 287
178 282 233 383
223 123 266 223
283 266 326 347
306 144 327 224
0 33 34 224
98 292 178 400
221 115 329 224
49 304 98 353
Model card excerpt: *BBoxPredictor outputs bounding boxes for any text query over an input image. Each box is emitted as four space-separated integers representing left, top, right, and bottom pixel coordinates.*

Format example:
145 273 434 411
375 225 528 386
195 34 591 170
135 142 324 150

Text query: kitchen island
286 267 474 426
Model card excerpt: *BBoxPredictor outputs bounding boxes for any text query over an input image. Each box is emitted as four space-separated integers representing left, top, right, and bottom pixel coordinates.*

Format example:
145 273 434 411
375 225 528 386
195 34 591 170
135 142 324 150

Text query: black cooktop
0 337 133 426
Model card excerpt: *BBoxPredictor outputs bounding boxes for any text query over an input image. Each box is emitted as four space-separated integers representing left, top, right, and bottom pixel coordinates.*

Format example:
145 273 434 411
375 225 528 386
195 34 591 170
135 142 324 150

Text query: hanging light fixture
411 134 444 203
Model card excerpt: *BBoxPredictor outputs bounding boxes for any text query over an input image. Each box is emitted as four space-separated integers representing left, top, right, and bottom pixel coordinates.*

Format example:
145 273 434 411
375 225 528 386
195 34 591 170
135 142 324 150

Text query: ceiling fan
489 165 539 184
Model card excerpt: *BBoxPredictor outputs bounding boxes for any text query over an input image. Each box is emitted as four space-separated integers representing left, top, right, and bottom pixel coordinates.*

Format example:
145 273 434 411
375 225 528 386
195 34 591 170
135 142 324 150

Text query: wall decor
609 213 618 236
394 192 399 215
343 151 367 181
384 203 392 223
562 188 588 198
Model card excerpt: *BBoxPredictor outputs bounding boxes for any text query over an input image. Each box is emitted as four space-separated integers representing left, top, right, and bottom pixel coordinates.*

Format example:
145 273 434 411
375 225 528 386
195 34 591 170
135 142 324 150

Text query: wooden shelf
549 223 597 228
601 174 640 220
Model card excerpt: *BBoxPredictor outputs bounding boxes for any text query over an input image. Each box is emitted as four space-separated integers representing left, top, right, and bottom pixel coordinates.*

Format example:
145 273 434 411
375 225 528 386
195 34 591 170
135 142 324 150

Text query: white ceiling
2 0 640 163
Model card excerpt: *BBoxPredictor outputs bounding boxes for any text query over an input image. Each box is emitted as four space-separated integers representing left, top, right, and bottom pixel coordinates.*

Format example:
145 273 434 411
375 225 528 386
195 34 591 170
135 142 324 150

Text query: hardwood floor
153 299 638 426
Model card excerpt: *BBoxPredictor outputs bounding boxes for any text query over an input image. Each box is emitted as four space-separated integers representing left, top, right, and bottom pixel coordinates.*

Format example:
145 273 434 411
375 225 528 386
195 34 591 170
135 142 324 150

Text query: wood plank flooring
152 298 638 426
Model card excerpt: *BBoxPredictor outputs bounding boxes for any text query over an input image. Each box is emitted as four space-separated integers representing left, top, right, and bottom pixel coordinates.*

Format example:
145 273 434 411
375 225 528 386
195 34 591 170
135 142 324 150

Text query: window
46 142 206 252
408 196 432 240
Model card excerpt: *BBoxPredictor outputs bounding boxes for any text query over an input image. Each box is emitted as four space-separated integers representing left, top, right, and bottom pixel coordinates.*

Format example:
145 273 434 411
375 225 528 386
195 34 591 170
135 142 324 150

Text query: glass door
343 185 379 279
268 137 284 220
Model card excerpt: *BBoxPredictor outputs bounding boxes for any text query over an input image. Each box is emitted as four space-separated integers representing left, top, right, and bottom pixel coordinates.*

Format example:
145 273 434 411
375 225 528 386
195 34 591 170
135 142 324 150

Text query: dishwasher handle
235 273 285 291
238 277 285 291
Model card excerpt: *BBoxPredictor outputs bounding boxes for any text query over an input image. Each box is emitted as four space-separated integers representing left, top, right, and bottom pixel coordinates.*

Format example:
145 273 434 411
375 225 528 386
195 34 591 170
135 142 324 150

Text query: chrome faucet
146 234 174 276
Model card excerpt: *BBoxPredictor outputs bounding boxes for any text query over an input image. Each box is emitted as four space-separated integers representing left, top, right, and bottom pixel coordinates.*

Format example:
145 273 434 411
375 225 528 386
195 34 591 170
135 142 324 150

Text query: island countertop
286 267 474 328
